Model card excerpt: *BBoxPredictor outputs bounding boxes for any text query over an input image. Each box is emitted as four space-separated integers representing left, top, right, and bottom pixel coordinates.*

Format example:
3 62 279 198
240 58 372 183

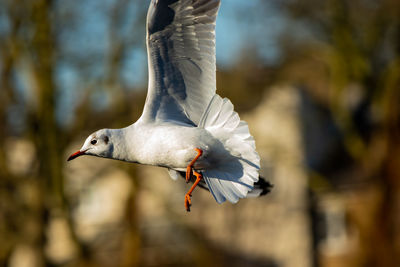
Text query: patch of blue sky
6 60 33 134
121 46 147 88
216 0 284 67
0 6 10 36
55 63 80 127
56 0 110 71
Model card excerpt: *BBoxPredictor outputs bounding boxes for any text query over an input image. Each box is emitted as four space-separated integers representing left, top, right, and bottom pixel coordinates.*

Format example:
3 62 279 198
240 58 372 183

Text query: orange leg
185 148 203 183
184 171 202 212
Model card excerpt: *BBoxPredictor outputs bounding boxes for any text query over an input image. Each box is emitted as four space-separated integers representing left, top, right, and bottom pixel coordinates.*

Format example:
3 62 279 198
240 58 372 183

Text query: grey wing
141 0 220 126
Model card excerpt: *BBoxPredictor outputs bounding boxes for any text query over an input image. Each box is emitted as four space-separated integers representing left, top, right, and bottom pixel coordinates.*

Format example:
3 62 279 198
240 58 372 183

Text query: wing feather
141 0 220 125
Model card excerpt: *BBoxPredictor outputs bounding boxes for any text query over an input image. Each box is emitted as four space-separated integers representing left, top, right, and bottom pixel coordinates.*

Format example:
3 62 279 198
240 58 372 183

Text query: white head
68 129 114 161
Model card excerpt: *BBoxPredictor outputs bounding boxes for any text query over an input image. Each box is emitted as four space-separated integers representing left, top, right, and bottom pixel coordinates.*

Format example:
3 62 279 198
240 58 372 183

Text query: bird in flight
68 0 271 211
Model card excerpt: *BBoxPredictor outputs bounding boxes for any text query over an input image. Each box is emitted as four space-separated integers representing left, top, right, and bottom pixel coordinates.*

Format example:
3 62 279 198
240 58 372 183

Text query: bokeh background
1 0 400 266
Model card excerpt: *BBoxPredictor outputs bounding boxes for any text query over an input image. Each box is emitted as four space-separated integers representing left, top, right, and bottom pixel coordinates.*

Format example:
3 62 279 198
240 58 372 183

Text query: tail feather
197 94 262 203
169 95 270 204
168 169 272 198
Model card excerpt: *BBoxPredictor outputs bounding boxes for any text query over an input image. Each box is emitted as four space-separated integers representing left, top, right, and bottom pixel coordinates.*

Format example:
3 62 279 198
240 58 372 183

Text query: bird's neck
109 124 141 164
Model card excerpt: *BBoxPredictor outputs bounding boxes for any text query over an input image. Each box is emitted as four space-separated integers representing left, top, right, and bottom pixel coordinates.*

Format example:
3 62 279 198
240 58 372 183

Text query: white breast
124 122 228 171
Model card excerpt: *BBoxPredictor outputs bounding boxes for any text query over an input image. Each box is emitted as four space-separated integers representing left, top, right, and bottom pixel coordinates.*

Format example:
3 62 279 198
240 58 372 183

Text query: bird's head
68 129 113 161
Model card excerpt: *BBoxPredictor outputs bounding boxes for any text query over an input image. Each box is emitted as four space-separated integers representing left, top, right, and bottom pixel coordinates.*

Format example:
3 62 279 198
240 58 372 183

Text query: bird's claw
185 194 192 212
184 148 203 212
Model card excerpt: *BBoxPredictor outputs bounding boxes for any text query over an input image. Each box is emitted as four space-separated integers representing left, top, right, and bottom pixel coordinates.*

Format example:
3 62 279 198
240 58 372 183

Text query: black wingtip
255 176 274 196
147 0 179 35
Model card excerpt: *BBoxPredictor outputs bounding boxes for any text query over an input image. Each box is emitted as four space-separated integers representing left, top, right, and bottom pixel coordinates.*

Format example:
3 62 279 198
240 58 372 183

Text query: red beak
67 150 86 161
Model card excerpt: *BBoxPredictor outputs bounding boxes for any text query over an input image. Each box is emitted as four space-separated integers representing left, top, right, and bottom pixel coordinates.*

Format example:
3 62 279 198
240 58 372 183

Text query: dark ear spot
103 136 109 144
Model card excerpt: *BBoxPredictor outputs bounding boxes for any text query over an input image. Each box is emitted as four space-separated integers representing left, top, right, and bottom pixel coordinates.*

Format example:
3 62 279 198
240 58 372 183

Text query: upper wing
140 0 220 126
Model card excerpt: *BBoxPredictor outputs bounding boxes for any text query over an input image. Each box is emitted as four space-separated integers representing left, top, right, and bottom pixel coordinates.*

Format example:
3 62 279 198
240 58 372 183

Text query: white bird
68 0 271 211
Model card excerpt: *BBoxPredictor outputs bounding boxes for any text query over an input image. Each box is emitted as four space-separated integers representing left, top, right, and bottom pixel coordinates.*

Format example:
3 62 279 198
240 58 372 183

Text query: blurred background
0 0 399 266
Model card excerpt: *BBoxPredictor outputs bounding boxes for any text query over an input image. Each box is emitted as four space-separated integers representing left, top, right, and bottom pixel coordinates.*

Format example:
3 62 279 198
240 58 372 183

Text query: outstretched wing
140 0 220 126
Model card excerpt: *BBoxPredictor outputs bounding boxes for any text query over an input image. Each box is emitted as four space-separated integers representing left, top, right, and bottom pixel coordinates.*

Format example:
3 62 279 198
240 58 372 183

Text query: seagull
68 0 271 211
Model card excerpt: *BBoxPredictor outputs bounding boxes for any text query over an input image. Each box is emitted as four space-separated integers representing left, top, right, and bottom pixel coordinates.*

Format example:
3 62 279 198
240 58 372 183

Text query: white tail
198 94 260 203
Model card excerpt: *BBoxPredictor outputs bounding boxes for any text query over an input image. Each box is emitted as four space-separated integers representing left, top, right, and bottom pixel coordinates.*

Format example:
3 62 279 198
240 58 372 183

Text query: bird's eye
91 139 97 145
